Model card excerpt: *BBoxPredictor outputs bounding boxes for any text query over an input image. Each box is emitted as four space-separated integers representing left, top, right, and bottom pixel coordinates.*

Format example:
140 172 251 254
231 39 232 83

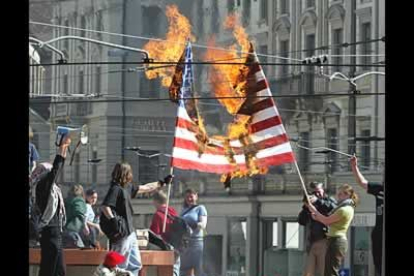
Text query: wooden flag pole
162 166 174 233
293 160 310 204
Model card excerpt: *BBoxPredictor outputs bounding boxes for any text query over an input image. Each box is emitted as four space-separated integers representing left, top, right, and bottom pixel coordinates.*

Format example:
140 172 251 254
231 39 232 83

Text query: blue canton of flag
179 42 199 122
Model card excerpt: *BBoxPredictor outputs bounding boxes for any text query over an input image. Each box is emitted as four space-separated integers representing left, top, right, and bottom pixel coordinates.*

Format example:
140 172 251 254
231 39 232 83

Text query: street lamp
29 36 67 63
37 35 150 62
87 158 102 184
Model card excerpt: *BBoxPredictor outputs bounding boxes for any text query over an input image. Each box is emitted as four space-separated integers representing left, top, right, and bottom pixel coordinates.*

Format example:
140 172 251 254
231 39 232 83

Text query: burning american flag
170 42 296 178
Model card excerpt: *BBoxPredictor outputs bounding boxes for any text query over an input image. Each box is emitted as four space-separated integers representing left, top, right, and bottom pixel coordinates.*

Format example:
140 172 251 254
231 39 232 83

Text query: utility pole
347 0 358 165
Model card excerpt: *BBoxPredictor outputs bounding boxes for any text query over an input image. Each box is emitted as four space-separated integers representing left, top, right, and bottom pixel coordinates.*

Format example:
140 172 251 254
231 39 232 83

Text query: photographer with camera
298 182 337 276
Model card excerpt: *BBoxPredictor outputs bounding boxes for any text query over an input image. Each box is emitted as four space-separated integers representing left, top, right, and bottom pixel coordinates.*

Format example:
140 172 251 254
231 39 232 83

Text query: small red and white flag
170 42 296 174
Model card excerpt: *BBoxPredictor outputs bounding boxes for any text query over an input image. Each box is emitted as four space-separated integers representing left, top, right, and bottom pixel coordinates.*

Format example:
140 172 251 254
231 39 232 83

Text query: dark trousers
324 237 348 276
371 227 382 276
81 227 98 247
39 227 66 276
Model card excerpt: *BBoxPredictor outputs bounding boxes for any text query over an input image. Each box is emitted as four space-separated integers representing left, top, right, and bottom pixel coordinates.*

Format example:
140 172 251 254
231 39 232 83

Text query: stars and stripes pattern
170 42 296 174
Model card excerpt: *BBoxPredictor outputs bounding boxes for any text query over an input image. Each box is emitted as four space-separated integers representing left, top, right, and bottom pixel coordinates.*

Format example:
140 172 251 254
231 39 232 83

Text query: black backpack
100 210 129 243
164 205 197 250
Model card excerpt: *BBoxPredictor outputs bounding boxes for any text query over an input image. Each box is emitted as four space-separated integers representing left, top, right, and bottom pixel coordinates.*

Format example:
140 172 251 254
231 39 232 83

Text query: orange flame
204 14 251 115
143 5 195 87
203 14 270 182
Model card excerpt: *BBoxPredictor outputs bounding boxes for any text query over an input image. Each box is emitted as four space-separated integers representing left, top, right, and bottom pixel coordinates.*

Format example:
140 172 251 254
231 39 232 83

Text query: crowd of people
29 135 209 276
299 155 384 276
29 129 383 276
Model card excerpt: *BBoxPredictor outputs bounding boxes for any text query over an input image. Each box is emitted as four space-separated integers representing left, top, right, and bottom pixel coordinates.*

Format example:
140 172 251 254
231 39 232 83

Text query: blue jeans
111 232 142 276
180 239 204 276
173 250 180 276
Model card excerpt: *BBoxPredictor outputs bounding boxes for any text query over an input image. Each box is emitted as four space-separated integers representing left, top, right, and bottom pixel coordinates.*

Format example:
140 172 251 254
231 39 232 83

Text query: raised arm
37 137 71 193
350 156 368 191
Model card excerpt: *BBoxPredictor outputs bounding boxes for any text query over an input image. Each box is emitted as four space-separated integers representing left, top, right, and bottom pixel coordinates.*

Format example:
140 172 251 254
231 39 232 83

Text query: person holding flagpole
308 184 358 276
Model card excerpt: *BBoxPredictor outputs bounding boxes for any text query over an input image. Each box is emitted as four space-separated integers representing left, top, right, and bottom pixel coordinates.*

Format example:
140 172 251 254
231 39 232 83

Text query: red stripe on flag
249 116 282 133
171 152 295 174
171 158 241 174
176 116 196 129
237 97 274 116
173 134 290 156
247 79 268 95
256 152 296 167
248 63 261 76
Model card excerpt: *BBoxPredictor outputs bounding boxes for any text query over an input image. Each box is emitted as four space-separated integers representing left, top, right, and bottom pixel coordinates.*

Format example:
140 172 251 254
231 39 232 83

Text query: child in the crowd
93 251 133 276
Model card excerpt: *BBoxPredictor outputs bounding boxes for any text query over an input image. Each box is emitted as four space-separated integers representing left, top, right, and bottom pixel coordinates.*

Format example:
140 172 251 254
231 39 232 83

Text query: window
299 132 310 171
260 0 268 23
92 147 98 183
228 0 235 13
259 45 268 75
306 0 315 8
272 221 279 247
211 1 220 31
360 129 371 170
95 66 101 96
237 0 241 6
280 0 289 14
80 16 86 37
96 12 102 40
262 219 279 250
305 34 315 56
142 7 161 36
242 0 251 27
140 78 160 98
332 29 343 72
361 22 371 70
74 153 80 183
197 0 204 36
138 150 159 183
327 128 338 173
284 222 299 248
64 20 69 49
63 74 68 94
228 219 247 273
78 70 84 94
280 40 289 76
305 34 315 94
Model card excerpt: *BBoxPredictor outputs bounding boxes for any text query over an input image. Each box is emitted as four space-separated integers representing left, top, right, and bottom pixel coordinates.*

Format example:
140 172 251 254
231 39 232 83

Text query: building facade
42 0 385 276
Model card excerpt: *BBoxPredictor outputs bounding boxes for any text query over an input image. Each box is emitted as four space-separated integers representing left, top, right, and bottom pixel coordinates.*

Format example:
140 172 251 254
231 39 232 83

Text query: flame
203 14 251 115
203 14 270 182
143 5 195 87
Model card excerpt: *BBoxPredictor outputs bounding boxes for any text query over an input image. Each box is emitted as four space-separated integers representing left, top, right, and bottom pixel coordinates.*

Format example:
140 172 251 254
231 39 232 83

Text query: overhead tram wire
30 61 385 67
29 91 386 104
29 21 385 60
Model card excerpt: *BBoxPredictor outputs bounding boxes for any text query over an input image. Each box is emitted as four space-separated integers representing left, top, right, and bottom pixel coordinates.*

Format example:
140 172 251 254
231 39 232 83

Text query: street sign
339 268 350 276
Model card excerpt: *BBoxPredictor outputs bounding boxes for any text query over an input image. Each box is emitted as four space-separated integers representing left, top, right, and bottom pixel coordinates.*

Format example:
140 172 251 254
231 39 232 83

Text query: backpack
164 205 197 250
100 210 129 243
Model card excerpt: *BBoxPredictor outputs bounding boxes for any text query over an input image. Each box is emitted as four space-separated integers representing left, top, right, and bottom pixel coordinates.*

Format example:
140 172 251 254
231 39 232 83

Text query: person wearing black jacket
100 161 172 276
32 136 71 276
298 182 337 276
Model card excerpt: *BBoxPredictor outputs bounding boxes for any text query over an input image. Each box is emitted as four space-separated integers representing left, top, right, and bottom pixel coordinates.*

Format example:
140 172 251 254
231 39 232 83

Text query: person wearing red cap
93 251 133 276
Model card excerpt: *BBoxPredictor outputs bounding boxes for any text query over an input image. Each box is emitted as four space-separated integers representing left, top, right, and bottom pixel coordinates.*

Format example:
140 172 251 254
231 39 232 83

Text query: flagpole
162 105 180 233
162 167 174 233
293 160 310 203
296 144 354 158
